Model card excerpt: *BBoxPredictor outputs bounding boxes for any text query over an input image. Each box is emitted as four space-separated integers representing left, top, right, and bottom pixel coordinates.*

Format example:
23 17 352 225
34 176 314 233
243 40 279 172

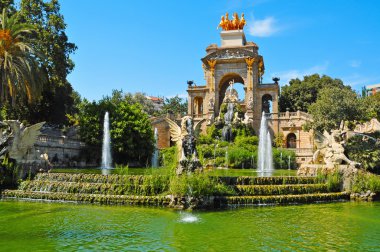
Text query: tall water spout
257 112 273 175
222 103 234 141
152 128 159 168
101 112 112 169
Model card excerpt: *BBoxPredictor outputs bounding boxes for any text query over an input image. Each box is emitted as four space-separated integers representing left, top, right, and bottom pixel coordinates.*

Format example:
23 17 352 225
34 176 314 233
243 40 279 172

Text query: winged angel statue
165 116 205 175
312 129 359 167
0 120 45 163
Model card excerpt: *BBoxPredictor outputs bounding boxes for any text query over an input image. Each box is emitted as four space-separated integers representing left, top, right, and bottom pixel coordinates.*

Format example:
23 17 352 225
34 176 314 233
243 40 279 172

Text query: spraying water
101 112 112 169
151 128 159 168
257 112 273 175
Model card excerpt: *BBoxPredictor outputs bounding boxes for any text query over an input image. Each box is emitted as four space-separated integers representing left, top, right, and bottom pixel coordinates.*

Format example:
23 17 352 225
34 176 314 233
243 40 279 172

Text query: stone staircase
2 173 172 207
1 173 349 208
215 176 349 206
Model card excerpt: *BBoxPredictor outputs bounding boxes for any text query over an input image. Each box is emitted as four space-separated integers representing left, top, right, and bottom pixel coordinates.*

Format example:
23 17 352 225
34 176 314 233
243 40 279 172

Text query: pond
51 167 297 177
1 200 379 251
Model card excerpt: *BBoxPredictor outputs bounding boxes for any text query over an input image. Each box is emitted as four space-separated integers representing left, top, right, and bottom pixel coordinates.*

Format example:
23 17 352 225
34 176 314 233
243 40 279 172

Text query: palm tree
0 8 44 105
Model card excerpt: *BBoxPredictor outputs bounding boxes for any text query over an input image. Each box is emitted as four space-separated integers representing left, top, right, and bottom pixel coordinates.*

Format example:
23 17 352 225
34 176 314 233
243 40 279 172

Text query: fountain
221 103 234 141
101 112 112 171
257 112 273 175
151 128 159 168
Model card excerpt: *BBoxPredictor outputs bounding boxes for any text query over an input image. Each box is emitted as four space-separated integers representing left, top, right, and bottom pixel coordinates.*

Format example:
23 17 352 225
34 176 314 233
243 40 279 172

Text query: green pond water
1 200 379 251
51 167 297 177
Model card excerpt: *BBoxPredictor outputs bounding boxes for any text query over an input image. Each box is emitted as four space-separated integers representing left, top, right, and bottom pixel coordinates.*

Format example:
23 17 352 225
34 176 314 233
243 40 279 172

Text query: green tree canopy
308 86 363 132
360 93 380 121
279 74 345 112
160 95 188 116
0 0 77 126
77 91 154 166
0 8 44 104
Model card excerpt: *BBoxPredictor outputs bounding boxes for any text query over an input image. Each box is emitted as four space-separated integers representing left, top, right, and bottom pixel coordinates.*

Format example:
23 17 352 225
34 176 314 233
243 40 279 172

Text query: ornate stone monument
187 12 279 134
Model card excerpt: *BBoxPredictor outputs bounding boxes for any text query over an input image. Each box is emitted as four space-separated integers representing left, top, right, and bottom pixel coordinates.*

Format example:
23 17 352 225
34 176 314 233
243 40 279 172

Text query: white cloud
349 60 361 68
271 61 329 85
248 16 279 37
341 74 378 88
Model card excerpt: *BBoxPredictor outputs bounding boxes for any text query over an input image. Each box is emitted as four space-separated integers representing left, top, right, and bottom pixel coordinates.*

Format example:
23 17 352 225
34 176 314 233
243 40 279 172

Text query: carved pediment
202 48 256 65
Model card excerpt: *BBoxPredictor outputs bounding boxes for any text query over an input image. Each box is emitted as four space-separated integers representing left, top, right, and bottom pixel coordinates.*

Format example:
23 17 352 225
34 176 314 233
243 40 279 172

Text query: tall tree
11 0 77 125
77 91 154 166
0 8 44 104
308 87 363 132
279 74 345 112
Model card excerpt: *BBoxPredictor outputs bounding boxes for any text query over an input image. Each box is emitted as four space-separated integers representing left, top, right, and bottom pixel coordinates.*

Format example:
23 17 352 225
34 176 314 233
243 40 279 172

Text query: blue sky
59 0 380 101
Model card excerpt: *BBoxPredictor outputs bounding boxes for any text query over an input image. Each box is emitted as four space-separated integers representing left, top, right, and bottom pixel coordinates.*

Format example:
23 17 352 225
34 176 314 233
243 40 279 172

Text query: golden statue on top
218 12 246 31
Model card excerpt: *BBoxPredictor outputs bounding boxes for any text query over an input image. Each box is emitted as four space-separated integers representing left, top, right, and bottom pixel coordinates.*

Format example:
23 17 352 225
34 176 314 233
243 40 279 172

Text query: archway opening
218 74 245 107
193 97 203 117
262 94 273 113
286 133 297 148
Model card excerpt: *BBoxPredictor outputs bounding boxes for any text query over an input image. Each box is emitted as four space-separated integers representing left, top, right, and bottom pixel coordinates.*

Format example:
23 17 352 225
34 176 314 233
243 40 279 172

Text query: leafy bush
159 146 177 170
0 157 19 188
273 148 296 169
315 169 342 192
345 133 380 174
227 147 253 168
214 157 226 167
197 144 214 159
234 136 258 152
114 164 129 175
351 172 380 193
198 134 214 145
169 173 234 197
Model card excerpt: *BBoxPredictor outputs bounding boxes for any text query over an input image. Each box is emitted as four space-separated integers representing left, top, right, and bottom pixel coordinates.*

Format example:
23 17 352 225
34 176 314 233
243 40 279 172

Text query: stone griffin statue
1 120 45 163
165 116 205 175
312 129 359 168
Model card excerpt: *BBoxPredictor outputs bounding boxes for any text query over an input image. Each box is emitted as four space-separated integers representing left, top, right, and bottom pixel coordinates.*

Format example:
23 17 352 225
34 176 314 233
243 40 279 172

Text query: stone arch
286 133 297 148
218 73 245 107
193 96 203 117
262 94 273 113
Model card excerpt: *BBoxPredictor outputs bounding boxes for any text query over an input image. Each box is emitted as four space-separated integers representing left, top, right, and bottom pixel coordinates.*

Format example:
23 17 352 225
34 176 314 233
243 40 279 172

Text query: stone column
245 57 255 119
207 60 216 92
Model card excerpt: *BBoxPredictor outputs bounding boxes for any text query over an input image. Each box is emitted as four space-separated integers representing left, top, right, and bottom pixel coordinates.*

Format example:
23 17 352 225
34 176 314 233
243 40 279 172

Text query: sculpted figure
218 16 226 30
247 96 254 111
224 13 230 30
313 129 359 167
217 12 246 31
165 116 205 174
208 98 214 110
355 118 380 133
232 13 240 30
239 13 246 29
243 112 253 125
4 120 45 162
232 111 241 124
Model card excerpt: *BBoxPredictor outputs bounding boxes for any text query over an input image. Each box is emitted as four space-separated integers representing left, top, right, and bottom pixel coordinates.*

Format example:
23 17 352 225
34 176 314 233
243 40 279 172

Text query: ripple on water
178 212 200 223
